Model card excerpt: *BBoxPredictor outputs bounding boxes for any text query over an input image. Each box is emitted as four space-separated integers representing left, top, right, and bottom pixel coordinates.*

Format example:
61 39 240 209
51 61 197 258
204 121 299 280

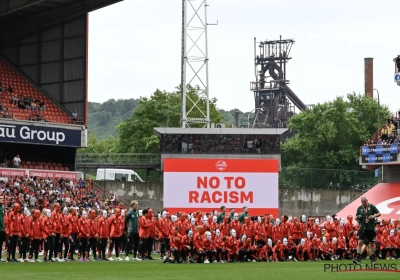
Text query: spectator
13 155 21 168
72 110 78 121
0 82 4 92
7 85 13 93
39 100 46 111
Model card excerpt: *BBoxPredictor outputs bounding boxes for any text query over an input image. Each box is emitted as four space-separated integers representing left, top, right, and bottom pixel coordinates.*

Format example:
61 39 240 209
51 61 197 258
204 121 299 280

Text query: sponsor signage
395 73 400 82
361 144 398 163
336 183 400 220
0 122 82 147
0 168 81 180
163 158 279 216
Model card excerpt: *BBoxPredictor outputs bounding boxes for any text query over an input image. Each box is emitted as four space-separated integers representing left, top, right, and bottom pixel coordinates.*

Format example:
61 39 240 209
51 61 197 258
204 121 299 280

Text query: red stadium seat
0 57 72 124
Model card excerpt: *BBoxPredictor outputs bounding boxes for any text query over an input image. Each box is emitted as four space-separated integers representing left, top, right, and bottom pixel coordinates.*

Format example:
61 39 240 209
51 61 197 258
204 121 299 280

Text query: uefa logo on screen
215 160 227 171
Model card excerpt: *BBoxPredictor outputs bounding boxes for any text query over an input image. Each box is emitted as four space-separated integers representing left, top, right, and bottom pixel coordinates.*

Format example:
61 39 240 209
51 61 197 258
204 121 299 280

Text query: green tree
78 132 117 154
280 93 390 189
115 85 223 153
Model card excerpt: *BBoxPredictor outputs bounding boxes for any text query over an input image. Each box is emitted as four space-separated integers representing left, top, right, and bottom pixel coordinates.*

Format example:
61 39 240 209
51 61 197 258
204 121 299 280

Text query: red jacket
89 219 99 239
41 216 55 239
68 214 79 234
8 211 21 235
30 218 42 239
170 233 183 250
20 215 31 237
157 218 169 238
60 215 70 238
52 211 62 233
139 216 153 238
98 217 109 239
78 217 90 238
109 216 122 238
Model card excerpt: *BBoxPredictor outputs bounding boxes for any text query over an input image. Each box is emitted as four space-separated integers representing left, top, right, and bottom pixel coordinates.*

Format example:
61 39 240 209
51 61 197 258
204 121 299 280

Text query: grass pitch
1 258 400 280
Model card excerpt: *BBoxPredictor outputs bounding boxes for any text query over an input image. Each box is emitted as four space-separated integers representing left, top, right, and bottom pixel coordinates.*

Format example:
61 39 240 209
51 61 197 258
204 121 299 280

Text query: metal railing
76 153 161 169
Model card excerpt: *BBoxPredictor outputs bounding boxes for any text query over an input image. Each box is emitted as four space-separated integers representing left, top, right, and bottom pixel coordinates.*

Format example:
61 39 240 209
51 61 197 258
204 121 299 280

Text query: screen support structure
180 0 217 128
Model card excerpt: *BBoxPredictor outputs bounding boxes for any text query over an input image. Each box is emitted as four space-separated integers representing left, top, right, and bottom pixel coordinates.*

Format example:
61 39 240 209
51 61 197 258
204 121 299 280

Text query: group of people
0 196 133 263
1 195 399 264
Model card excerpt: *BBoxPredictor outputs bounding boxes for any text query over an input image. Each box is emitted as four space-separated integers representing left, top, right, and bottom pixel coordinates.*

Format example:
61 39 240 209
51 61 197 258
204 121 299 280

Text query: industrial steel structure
249 36 308 128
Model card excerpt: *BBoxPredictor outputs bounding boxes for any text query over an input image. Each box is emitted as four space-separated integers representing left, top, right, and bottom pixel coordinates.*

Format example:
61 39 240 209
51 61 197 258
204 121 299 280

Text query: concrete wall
279 188 361 218
383 165 400 182
97 181 362 217
95 181 164 211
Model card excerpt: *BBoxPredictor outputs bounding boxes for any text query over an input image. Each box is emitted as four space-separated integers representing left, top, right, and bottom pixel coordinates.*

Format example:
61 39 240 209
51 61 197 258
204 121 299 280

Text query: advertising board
0 168 82 180
0 122 82 147
163 158 279 216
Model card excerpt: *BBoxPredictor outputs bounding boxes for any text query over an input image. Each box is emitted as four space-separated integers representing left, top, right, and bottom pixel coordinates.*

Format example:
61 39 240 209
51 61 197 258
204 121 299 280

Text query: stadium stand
0 57 81 124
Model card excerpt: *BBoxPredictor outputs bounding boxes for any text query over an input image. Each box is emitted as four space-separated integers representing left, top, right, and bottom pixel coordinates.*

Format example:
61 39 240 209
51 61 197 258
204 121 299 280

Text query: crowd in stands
364 115 400 147
1 59 82 125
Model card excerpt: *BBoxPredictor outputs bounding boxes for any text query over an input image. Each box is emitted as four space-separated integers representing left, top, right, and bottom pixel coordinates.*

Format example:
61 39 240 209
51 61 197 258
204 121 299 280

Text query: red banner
0 168 27 177
0 168 81 180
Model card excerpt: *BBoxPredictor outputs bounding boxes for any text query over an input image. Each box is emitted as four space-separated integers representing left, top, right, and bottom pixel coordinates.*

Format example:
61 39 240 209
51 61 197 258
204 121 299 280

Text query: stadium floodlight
180 0 217 128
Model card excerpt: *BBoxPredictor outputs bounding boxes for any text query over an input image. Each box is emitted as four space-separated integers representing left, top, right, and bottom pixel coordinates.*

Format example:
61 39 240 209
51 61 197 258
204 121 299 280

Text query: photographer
353 197 380 265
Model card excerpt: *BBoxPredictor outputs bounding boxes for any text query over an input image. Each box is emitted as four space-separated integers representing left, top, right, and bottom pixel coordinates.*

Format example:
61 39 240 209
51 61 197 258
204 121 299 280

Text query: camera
356 215 366 222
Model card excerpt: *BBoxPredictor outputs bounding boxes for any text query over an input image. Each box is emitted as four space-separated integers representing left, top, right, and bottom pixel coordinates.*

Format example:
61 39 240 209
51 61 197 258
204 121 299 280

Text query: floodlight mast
180 0 217 128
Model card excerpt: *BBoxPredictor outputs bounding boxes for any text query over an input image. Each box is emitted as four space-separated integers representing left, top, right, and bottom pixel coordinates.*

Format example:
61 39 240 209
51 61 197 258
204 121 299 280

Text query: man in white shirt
13 155 21 168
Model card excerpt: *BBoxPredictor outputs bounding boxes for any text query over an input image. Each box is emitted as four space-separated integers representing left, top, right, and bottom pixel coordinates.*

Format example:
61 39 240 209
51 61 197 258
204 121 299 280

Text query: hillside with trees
88 96 251 141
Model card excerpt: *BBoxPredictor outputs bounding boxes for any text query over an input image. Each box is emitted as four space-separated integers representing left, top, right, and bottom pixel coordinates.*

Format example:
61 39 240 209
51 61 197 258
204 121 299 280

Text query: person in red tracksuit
181 229 194 263
192 225 206 263
98 210 110 261
203 231 216 263
120 209 127 255
164 226 182 263
146 209 156 260
7 203 21 262
226 229 238 261
60 207 70 261
230 214 241 237
219 217 230 237
88 210 99 261
68 207 79 260
213 229 227 263
18 207 31 262
29 210 42 262
41 209 56 262
157 210 169 259
52 203 62 261
108 208 123 261
139 209 154 260
78 210 90 261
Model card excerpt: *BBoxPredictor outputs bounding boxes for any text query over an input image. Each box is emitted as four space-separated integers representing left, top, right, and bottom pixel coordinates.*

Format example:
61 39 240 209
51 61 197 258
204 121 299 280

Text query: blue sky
88 0 400 115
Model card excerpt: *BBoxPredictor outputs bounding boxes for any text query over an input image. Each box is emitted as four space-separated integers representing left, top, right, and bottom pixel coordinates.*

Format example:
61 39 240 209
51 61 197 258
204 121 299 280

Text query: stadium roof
0 0 123 40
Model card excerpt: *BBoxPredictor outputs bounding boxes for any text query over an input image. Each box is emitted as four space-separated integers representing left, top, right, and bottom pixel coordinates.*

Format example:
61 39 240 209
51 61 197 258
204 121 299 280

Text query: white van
96 168 144 182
